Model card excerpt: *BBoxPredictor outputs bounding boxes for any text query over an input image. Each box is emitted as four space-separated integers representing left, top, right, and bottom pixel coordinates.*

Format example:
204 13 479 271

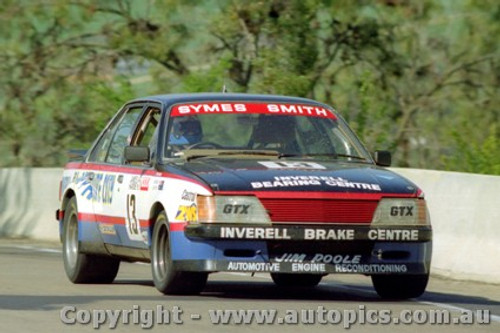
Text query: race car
56 93 432 299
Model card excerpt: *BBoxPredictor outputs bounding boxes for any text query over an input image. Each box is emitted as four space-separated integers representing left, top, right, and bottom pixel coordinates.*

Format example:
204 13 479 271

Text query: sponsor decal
74 172 115 204
98 223 116 236
74 172 94 200
170 103 335 119
175 204 198 223
128 175 151 192
222 204 250 214
367 229 419 241
274 253 307 263
304 229 355 240
98 174 115 205
334 264 408 273
390 206 414 217
227 262 281 272
181 190 196 202
223 261 408 273
151 179 165 191
250 175 382 191
129 176 141 191
140 177 150 191
214 227 424 241
259 161 326 170
291 263 326 272
274 253 362 264
220 227 291 240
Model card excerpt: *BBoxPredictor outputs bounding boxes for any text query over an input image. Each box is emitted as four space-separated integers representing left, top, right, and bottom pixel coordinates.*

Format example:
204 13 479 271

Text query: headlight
196 195 271 224
371 198 430 226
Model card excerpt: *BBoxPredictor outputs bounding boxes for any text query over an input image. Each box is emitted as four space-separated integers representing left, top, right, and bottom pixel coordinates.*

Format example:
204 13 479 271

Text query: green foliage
348 70 395 153
0 0 499 175
181 57 233 93
250 48 312 96
443 125 500 175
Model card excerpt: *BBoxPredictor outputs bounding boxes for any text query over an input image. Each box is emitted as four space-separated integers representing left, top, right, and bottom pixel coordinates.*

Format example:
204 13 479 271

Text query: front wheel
371 274 429 299
151 211 207 295
62 197 120 283
271 273 323 287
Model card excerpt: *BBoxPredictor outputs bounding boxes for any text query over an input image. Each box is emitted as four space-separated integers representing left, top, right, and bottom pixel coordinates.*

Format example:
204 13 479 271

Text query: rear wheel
62 197 120 283
371 274 429 299
271 273 323 287
151 211 207 295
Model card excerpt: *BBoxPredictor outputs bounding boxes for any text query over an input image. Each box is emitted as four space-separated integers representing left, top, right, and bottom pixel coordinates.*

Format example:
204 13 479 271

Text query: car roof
129 93 331 108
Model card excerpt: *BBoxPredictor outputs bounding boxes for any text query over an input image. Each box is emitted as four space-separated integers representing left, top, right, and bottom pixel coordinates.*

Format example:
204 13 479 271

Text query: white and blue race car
57 93 432 298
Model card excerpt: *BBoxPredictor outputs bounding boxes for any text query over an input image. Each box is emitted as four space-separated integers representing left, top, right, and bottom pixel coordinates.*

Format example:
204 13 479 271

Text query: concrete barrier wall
392 168 500 284
0 167 499 283
0 168 61 240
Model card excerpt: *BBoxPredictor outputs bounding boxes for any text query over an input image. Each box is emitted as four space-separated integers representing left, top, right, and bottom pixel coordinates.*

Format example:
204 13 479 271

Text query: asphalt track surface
1 239 498 333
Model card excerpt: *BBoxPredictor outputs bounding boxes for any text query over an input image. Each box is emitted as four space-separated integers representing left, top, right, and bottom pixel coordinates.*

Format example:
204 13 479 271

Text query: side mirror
124 146 150 163
373 150 391 167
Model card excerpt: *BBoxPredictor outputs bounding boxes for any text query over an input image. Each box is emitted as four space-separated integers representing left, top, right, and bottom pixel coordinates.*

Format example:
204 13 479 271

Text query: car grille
260 198 377 224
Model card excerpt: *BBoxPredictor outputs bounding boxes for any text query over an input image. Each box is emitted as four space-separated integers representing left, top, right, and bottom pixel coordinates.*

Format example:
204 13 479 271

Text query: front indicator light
197 196 216 223
196 195 271 224
372 198 430 226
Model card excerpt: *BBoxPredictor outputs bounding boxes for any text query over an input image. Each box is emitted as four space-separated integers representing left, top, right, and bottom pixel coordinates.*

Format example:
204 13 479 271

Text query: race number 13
126 194 141 238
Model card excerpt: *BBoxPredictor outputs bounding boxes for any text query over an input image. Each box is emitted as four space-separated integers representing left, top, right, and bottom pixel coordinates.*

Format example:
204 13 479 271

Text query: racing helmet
170 116 203 144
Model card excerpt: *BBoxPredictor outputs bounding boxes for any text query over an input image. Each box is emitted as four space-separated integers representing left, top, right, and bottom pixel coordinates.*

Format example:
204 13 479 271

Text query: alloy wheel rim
65 211 79 270
154 223 168 281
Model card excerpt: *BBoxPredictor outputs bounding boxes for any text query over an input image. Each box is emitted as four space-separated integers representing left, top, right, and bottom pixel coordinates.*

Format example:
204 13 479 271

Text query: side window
105 107 144 164
89 126 115 163
89 111 128 163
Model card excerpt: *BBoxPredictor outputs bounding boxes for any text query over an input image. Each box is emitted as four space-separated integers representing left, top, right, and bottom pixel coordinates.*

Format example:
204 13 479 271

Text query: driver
169 116 203 145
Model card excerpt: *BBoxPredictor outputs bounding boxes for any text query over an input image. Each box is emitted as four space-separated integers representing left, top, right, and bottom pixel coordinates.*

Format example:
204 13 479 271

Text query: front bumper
185 224 432 242
172 224 432 275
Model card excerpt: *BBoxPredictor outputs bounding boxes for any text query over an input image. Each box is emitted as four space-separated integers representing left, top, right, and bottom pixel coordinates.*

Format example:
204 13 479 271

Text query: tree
0 0 191 166
0 0 499 174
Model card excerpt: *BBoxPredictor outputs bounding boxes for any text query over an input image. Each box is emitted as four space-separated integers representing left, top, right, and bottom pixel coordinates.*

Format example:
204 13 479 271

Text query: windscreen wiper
216 150 280 157
278 153 336 159
335 154 368 161
278 153 369 162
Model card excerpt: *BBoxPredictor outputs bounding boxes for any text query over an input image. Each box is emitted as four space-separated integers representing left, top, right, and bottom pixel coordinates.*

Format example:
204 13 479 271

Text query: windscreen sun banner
170 102 337 119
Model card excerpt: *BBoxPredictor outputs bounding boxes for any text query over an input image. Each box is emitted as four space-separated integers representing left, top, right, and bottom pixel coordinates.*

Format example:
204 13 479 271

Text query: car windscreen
163 102 373 162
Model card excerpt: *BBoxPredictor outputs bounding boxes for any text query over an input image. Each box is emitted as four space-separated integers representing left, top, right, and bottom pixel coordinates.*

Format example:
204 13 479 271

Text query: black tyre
371 274 429 299
271 273 323 287
62 197 120 284
151 211 207 295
